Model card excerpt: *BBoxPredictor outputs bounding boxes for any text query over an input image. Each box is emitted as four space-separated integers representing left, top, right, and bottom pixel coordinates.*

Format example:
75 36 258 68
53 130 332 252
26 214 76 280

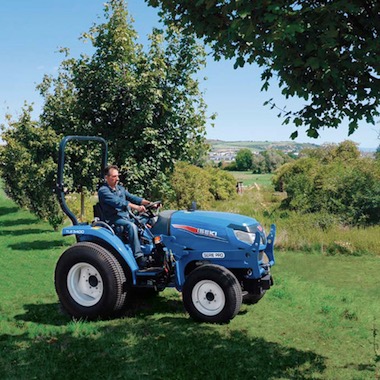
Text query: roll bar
56 136 108 226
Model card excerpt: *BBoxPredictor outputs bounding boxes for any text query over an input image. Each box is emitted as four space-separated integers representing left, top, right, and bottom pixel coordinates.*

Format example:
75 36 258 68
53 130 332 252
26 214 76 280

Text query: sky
1 0 378 149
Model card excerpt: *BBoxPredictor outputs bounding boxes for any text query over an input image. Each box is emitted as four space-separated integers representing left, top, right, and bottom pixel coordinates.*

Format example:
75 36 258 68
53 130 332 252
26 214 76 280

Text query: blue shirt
98 184 143 222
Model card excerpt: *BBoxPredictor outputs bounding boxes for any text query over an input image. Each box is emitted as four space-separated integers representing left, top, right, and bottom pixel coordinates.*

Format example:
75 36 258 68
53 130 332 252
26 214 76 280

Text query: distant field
230 171 273 187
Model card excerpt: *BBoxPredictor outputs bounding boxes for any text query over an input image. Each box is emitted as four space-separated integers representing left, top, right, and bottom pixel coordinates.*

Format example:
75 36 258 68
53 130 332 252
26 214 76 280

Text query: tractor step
135 267 166 289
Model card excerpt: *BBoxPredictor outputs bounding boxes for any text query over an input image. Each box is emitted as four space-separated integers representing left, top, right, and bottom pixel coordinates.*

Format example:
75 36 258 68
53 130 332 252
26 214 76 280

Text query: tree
260 149 293 173
0 106 64 230
251 153 266 174
38 0 211 198
301 140 360 163
148 0 380 138
235 148 253 171
1 0 211 227
207 167 236 200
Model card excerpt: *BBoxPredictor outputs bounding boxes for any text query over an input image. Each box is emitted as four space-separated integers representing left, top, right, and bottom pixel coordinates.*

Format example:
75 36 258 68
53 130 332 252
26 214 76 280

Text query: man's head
104 165 119 189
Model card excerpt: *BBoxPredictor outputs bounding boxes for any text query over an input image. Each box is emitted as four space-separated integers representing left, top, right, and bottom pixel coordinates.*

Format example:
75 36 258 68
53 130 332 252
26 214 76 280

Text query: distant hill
207 139 319 153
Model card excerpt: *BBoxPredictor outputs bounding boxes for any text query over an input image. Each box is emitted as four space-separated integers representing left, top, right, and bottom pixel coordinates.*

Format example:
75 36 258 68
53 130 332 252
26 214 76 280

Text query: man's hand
130 203 146 213
138 205 146 213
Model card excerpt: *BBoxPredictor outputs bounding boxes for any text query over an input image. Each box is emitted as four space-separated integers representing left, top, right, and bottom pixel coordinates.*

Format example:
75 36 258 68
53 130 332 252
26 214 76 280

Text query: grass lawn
1 184 379 379
230 171 273 188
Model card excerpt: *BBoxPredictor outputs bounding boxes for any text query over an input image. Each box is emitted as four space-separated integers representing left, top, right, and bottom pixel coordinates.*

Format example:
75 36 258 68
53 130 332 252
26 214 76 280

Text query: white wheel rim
192 280 226 316
67 262 104 307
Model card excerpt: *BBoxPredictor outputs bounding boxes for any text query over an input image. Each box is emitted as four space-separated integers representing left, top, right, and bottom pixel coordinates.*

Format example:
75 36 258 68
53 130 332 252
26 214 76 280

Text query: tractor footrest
135 267 166 288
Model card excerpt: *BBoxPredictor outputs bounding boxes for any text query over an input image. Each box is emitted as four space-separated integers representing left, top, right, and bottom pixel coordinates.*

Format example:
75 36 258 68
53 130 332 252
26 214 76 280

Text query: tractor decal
172 224 220 239
202 252 225 259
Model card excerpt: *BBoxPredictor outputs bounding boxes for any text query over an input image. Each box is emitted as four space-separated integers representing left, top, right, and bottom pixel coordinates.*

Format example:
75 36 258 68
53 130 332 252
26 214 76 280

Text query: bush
272 141 380 226
168 162 236 209
207 167 236 200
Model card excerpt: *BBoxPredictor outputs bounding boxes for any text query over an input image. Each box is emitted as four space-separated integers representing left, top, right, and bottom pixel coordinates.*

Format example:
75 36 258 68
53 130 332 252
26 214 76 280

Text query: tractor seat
93 202 107 222
92 202 127 241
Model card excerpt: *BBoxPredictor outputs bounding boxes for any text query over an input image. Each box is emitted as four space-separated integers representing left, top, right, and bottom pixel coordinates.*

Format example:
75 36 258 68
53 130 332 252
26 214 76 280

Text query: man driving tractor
98 165 155 269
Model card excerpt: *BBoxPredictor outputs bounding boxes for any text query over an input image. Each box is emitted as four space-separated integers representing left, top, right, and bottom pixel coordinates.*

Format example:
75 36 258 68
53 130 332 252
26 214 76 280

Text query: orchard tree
148 0 380 138
38 0 210 198
0 106 64 230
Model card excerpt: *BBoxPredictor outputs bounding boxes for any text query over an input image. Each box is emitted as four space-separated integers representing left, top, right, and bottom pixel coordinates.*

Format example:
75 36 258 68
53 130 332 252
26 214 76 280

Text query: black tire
242 290 266 305
182 264 242 324
55 242 127 319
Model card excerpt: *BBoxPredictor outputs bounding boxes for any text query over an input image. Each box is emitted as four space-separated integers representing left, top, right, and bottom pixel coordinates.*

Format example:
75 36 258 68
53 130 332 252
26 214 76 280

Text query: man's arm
124 191 153 213
123 188 144 205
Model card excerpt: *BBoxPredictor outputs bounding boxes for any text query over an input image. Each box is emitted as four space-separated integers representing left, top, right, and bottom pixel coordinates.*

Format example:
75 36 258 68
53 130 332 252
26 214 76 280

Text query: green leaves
233 56 245 69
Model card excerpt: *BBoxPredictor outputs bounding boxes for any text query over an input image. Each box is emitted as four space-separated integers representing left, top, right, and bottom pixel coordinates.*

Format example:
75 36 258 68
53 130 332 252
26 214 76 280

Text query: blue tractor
55 136 276 323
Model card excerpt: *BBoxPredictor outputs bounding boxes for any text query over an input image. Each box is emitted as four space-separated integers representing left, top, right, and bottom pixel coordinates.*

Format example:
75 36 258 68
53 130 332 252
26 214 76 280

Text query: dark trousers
113 217 143 259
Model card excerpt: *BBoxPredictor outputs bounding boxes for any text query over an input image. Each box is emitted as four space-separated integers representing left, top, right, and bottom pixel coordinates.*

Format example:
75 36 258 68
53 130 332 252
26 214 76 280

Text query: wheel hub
88 275 99 287
206 291 215 302
192 280 226 316
67 262 104 307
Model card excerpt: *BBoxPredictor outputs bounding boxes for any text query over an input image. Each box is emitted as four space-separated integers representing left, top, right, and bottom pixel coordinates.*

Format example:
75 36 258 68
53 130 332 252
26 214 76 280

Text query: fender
62 224 140 283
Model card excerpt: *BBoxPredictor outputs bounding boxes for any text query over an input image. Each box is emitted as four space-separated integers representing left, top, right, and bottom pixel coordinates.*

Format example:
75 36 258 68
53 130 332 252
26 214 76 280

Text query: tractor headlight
233 230 255 245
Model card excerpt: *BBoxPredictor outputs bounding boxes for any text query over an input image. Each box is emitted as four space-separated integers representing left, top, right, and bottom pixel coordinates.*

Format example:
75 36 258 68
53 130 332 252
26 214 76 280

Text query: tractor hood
151 210 266 251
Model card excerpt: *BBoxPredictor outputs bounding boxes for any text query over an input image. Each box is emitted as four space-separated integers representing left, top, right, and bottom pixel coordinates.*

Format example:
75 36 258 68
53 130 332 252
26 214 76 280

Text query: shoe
136 256 148 269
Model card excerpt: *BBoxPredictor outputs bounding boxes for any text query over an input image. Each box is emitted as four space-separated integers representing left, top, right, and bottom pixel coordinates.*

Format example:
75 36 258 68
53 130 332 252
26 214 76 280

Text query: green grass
229 171 273 187
1 184 380 379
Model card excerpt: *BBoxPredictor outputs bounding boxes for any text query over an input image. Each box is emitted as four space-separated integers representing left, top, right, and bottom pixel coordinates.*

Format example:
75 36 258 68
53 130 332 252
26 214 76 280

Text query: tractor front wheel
182 264 242 324
55 242 127 319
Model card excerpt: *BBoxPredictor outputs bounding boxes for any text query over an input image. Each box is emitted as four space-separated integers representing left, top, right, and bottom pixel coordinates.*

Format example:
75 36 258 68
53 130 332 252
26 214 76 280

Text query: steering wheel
143 200 162 218
146 200 162 210
128 200 162 227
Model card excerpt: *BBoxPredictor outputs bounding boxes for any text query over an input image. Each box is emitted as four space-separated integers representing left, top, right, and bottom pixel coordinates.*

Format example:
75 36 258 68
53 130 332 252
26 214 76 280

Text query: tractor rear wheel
55 242 127 319
182 264 242 324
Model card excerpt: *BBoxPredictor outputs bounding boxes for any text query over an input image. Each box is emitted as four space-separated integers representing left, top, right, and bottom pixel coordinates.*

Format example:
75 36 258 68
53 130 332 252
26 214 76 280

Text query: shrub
207 167 236 200
168 162 236 209
272 141 380 226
